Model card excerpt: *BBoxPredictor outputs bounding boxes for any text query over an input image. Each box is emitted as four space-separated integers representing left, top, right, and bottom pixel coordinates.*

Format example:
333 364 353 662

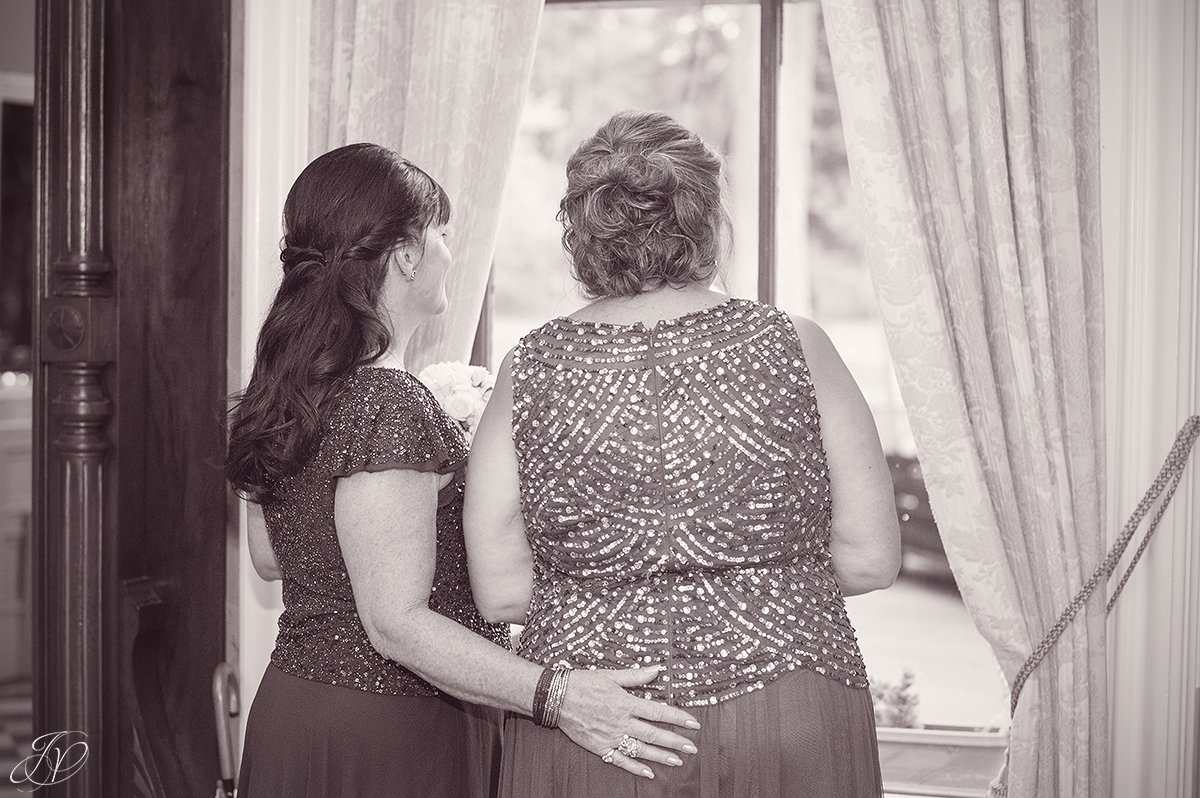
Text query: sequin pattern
511 298 869 706
265 368 510 696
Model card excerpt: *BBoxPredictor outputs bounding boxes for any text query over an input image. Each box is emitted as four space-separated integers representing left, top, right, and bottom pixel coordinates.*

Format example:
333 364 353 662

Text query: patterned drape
822 2 1107 796
309 0 542 370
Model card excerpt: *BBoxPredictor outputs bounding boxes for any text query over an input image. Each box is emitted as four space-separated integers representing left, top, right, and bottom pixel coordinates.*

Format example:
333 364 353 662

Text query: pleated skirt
238 664 503 798
499 666 882 798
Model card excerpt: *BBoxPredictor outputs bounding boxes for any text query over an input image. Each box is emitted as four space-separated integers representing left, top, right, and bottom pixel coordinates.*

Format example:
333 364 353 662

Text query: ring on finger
617 734 642 758
601 748 618 765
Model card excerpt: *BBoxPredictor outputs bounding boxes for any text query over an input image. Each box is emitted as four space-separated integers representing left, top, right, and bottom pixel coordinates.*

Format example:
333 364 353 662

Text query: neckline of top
551 296 744 333
355 366 418 379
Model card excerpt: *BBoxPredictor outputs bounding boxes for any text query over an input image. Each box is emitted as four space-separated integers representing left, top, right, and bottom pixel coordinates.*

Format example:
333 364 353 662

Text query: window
490 2 762 348
489 3 1008 793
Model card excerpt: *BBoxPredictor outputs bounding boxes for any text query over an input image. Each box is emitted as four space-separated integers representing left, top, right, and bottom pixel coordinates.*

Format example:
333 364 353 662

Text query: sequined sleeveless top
264 368 509 696
511 298 869 706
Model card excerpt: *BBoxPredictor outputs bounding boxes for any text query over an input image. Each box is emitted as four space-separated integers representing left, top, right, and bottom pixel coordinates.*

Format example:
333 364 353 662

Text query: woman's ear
388 242 419 280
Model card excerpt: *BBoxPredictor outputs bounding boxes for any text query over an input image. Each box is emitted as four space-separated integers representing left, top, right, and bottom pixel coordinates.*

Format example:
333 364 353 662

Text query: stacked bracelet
532 668 554 726
533 665 572 728
545 667 570 728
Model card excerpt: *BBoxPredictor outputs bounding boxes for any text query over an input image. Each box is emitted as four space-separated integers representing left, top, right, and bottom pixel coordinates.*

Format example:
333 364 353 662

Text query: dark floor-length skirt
499 666 882 798
238 664 503 798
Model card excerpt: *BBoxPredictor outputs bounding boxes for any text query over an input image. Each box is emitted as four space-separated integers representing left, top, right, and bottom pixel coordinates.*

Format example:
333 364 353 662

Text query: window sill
877 726 1008 798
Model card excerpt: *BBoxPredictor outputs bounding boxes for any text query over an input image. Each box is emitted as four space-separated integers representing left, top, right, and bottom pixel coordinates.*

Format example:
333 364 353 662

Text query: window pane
492 2 760 359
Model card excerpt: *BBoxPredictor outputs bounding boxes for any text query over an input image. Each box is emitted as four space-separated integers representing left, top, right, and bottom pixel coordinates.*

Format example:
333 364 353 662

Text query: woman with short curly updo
466 111 898 797
226 143 699 798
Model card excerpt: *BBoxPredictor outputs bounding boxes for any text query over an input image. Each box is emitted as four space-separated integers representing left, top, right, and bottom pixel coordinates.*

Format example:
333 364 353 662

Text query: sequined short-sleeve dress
237 368 511 798
500 298 883 798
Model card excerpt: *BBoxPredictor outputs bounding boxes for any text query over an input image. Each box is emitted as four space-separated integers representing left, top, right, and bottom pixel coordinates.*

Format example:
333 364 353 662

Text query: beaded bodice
265 368 509 696
511 298 869 706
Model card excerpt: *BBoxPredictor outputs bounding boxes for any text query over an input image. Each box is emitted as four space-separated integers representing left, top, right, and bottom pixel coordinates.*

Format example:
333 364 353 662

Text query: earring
407 267 417 283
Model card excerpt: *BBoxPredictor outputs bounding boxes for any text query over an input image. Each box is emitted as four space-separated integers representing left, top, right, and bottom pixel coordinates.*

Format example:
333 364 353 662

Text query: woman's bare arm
247 501 282 581
794 317 901 596
463 349 534 624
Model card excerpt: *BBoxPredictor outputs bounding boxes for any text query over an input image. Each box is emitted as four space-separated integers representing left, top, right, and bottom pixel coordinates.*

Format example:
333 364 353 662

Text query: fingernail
682 743 698 754
685 720 701 730
642 769 654 779
667 756 683 766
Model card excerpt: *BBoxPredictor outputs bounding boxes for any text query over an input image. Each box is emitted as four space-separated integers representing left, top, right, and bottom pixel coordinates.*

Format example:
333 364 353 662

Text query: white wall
228 0 311 743
1099 0 1200 795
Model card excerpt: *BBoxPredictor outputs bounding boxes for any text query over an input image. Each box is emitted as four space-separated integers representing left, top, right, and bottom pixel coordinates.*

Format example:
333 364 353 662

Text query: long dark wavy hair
226 143 451 502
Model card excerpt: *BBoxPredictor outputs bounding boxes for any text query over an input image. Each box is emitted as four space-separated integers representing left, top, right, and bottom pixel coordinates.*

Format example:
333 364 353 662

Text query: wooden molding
34 0 232 793
120 576 192 798
33 0 116 795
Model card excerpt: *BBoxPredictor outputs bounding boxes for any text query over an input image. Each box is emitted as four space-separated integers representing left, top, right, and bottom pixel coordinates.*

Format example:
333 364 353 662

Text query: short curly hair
558 110 731 298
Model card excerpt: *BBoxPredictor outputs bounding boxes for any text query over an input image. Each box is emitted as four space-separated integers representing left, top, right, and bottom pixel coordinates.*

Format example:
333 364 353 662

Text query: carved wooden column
34 0 118 795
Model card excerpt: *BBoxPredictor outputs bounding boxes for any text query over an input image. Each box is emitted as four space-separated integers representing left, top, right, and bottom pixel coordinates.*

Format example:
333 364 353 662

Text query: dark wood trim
34 1 118 796
107 0 231 793
35 0 231 795
758 0 782 305
120 577 179 796
470 268 494 368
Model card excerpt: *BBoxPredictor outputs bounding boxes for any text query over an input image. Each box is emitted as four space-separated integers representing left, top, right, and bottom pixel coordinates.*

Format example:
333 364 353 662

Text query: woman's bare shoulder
787 315 840 370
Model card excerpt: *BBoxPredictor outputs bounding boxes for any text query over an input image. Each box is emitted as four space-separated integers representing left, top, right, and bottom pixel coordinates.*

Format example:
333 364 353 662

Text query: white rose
468 366 490 388
444 388 477 422
418 362 457 393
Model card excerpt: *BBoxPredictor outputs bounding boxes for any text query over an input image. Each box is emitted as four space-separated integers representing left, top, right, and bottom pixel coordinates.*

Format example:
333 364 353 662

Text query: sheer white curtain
823 2 1107 796
309 0 542 370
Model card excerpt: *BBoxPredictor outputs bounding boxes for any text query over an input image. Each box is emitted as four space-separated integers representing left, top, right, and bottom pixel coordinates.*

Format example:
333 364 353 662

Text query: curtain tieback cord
1009 414 1200 716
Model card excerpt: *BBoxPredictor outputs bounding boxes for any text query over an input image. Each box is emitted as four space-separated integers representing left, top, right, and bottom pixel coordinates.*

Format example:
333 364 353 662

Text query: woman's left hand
555 666 700 779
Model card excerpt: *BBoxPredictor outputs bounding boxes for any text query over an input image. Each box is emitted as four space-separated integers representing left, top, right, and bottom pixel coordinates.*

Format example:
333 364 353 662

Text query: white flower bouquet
417 361 495 446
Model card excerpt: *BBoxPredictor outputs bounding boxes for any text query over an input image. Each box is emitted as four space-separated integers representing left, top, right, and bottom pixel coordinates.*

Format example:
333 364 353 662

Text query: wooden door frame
34 1 116 793
33 1 231 795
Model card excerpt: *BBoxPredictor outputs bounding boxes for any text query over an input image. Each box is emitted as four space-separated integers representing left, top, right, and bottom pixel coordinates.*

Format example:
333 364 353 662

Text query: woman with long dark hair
227 143 700 797
465 111 898 797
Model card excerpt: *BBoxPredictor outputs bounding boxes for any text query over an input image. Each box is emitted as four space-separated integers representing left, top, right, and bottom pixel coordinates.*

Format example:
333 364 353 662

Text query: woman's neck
370 351 406 370
573 283 727 326
370 322 417 371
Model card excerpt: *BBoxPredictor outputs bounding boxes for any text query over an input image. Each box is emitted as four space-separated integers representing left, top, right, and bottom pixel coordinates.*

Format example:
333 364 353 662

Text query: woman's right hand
555 666 700 779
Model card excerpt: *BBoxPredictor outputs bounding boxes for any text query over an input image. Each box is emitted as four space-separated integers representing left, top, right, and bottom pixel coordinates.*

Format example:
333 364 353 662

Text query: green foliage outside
872 668 922 729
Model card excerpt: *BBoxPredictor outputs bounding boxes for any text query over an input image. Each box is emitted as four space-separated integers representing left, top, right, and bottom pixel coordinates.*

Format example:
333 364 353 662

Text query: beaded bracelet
533 665 572 728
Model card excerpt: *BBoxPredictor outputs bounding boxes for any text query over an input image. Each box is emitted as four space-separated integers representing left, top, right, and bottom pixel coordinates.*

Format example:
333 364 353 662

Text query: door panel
34 1 230 795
